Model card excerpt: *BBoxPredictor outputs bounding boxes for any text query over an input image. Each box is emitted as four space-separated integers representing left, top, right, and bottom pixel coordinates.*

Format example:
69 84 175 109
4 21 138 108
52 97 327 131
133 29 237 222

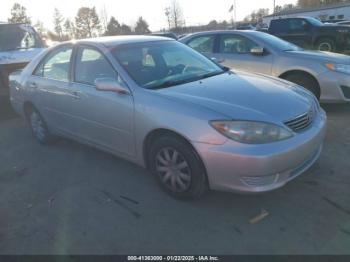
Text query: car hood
157 71 313 123
286 50 350 64
0 48 44 65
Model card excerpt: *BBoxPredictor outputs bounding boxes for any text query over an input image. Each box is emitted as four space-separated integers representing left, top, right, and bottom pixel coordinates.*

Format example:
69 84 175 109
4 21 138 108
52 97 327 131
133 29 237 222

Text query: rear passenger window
34 46 72 82
74 47 118 86
270 20 289 33
187 35 215 53
289 19 308 31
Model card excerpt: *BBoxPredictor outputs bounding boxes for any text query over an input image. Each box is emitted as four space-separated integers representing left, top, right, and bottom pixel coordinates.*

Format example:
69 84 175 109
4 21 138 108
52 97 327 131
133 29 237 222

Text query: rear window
0 24 43 52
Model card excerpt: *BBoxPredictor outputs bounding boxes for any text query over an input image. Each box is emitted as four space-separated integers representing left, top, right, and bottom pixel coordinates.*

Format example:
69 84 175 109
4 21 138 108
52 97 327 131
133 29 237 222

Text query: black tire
148 136 208 200
26 108 55 144
283 72 321 100
0 69 9 89
315 38 336 52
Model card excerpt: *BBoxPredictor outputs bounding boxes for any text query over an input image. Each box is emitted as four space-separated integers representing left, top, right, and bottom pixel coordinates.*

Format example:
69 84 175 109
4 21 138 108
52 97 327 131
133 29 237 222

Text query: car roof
71 35 173 48
182 30 262 38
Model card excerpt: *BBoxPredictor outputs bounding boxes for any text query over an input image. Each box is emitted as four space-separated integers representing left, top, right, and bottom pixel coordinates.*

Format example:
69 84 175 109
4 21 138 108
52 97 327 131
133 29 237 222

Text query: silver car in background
181 30 350 103
10 36 326 199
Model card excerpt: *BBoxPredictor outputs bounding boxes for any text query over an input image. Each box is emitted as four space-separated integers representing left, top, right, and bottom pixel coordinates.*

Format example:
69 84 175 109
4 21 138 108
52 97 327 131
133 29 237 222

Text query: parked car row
268 17 350 53
180 30 350 103
10 35 327 199
226 17 350 53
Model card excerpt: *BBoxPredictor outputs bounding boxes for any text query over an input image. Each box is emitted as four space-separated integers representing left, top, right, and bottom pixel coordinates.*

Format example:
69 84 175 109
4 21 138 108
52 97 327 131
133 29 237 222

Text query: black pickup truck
268 17 350 53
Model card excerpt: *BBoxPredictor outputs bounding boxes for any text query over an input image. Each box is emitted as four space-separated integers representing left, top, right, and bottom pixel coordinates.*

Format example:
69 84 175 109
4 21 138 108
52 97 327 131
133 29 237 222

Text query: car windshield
255 32 303 51
112 41 225 89
0 24 43 52
306 17 324 26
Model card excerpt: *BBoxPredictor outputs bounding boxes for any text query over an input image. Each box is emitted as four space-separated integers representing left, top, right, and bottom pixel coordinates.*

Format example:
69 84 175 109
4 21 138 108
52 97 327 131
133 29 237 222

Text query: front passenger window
75 47 119 86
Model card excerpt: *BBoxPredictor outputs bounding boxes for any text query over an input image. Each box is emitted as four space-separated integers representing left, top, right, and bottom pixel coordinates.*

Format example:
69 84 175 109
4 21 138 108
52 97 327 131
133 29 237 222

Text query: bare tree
166 0 185 30
33 20 46 38
53 8 64 40
99 5 109 32
165 7 171 30
63 19 76 40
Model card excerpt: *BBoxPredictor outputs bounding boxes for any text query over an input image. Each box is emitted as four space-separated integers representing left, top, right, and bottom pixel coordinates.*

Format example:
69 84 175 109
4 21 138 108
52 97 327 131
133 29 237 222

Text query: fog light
241 174 279 187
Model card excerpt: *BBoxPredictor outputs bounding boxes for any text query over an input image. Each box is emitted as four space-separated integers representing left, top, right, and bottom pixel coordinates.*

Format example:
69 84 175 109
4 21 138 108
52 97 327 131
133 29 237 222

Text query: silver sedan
181 30 350 103
10 36 327 199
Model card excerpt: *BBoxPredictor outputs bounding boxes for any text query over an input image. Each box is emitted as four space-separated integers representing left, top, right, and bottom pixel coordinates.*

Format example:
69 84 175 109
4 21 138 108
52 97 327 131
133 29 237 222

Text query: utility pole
273 0 276 17
234 0 237 28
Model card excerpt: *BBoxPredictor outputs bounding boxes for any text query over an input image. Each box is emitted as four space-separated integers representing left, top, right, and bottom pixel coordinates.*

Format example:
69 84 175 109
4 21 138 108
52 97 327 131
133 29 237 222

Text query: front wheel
148 136 208 200
283 73 321 100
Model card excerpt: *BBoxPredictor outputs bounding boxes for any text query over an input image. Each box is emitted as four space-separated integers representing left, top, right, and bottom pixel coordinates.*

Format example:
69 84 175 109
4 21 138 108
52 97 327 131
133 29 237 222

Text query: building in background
264 2 350 26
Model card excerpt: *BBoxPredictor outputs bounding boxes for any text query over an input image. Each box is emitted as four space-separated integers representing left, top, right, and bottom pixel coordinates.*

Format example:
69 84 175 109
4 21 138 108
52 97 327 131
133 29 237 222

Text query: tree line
6 0 350 40
7 2 151 41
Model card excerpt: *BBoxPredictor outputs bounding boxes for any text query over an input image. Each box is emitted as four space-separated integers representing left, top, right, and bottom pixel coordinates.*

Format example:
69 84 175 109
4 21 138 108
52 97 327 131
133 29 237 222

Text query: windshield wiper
147 70 226 90
197 70 226 80
148 78 196 90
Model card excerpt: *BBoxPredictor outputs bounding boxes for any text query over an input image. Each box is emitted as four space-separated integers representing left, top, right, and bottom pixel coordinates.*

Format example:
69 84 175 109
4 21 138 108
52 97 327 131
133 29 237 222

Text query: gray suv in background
0 23 45 116
181 30 350 103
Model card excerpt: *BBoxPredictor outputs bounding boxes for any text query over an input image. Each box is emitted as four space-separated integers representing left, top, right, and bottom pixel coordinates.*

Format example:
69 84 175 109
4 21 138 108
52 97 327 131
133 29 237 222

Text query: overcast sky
0 0 297 31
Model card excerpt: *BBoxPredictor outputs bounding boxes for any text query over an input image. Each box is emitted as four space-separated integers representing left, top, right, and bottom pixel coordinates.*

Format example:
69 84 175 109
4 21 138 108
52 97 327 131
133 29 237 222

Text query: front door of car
214 34 273 75
69 46 135 157
30 45 78 135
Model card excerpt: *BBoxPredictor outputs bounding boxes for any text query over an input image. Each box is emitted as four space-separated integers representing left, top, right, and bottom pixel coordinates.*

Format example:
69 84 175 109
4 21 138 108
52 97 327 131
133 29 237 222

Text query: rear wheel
27 108 55 144
0 69 9 89
316 38 336 52
283 72 321 100
148 136 208 200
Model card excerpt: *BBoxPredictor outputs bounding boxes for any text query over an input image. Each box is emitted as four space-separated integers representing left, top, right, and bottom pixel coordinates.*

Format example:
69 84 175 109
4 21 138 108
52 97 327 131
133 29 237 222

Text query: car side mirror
250 46 265 56
95 77 130 95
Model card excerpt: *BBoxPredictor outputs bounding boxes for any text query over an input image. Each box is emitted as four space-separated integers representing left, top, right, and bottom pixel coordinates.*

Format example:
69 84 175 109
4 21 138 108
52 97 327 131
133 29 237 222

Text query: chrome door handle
71 91 81 99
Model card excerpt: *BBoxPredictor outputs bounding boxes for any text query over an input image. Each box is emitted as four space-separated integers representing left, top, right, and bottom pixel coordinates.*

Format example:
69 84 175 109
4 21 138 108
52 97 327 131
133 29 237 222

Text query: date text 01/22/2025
127 256 220 261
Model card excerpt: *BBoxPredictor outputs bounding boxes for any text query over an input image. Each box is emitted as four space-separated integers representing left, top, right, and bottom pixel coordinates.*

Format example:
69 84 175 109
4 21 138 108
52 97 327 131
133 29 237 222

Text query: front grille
341 85 350 99
284 110 314 132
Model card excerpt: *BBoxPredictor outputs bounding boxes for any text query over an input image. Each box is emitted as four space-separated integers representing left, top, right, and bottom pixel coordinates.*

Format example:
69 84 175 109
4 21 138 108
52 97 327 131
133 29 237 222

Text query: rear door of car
185 34 218 60
29 44 78 135
69 45 135 157
214 33 273 75
284 18 312 48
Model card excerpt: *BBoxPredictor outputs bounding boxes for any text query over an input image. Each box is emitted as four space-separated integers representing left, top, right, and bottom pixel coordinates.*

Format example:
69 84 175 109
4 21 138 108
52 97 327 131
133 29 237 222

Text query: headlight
210 121 293 144
326 63 350 75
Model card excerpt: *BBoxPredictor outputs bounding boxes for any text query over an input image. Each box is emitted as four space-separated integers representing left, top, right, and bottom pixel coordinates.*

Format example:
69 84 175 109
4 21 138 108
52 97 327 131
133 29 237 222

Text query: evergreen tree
75 7 101 39
8 3 31 24
134 17 151 34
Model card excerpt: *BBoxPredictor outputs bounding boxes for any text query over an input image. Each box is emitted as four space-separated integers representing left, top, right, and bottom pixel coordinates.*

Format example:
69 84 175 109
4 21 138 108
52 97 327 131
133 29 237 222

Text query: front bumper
193 110 327 193
318 70 350 103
